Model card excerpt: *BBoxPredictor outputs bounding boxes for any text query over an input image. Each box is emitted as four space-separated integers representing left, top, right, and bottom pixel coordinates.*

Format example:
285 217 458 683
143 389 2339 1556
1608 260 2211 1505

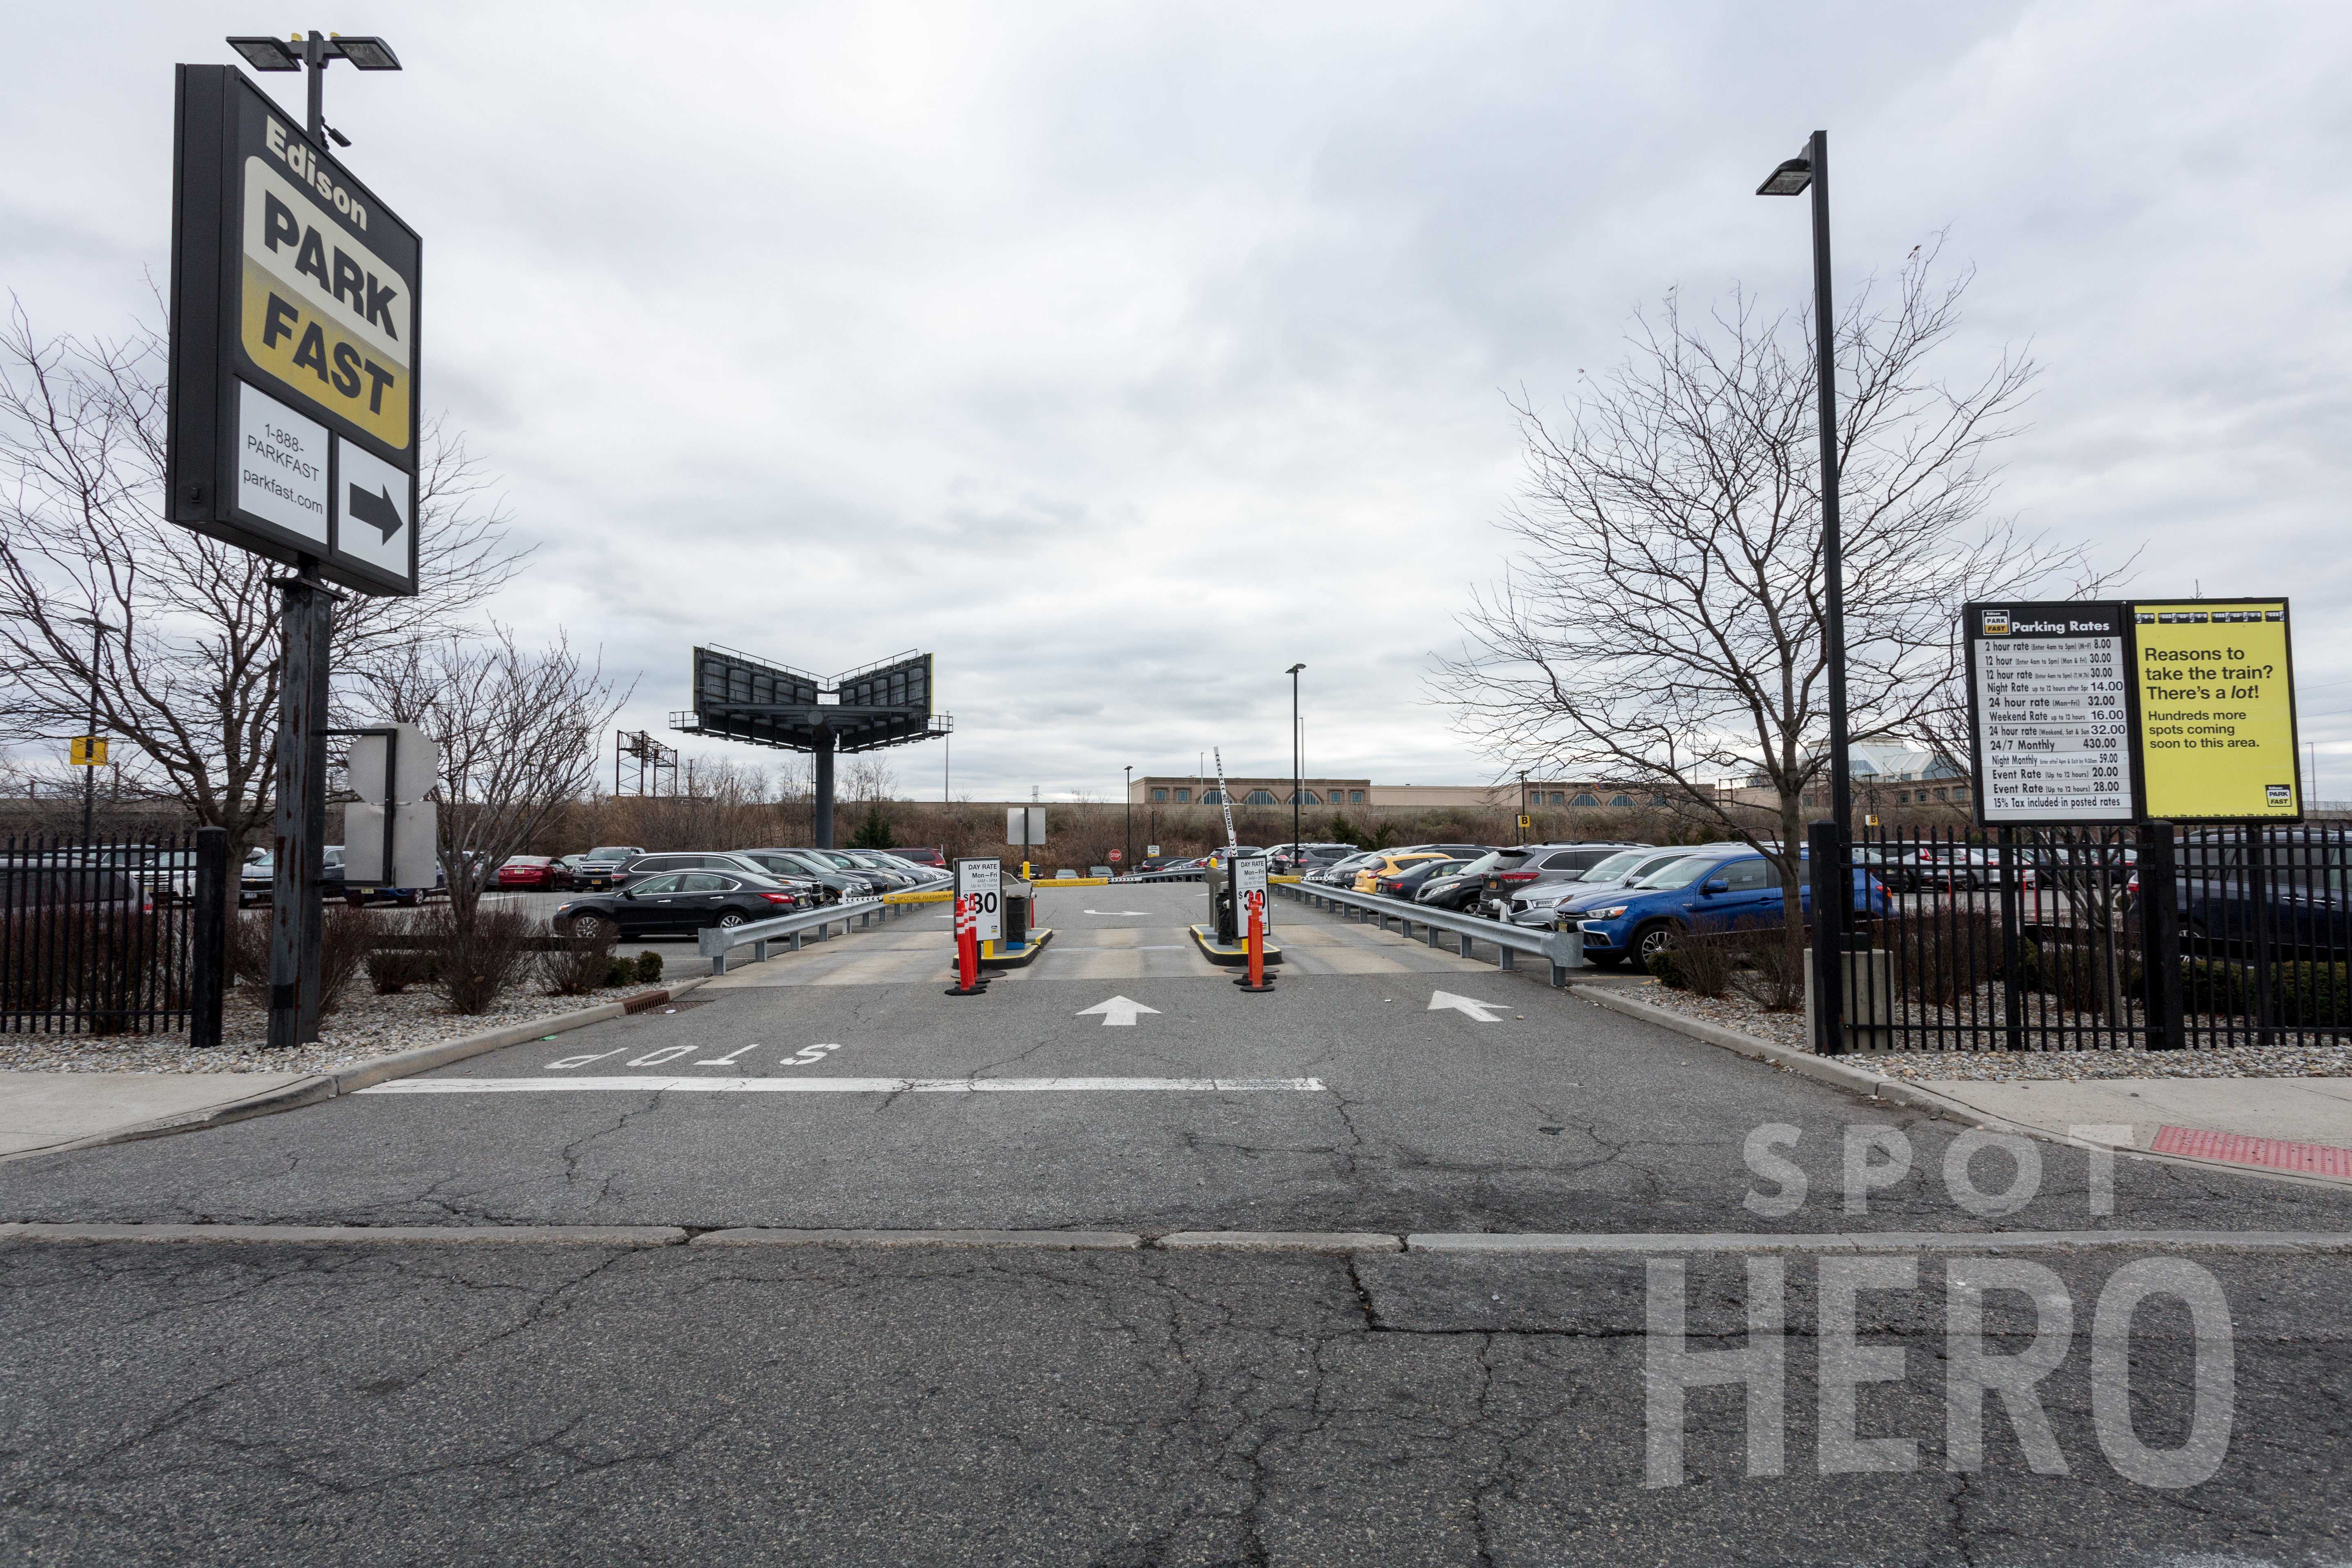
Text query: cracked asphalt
3 882 2349 1563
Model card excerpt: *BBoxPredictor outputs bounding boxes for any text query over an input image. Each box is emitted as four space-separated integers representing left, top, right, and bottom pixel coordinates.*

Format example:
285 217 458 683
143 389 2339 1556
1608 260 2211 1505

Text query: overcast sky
7 1 2350 801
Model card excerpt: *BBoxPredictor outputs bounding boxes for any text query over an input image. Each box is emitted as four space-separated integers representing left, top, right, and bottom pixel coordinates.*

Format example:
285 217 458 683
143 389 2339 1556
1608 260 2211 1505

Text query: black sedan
555 869 808 940
1374 858 1472 901
1414 859 1495 913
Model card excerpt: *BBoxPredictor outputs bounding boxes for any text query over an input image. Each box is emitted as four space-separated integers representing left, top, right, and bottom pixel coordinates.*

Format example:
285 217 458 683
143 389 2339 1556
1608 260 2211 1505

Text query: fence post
2138 821 2181 1050
1996 827 2024 1052
1808 820 1844 1055
2247 824 2274 1044
191 827 229 1051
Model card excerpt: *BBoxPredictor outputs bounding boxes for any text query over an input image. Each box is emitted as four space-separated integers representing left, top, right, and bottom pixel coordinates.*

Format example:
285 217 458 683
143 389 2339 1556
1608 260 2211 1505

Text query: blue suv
1563 848 1890 969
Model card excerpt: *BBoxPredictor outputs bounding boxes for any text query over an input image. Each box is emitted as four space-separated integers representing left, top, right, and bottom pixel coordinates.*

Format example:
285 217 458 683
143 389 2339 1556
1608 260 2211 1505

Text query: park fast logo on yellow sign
2133 601 2299 820
236 120 412 450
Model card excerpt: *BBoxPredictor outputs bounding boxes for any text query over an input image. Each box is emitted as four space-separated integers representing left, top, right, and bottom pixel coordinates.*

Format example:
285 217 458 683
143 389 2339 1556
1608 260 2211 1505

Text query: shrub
2179 956 2253 1018
632 950 664 985
365 911 439 994
2027 941 2140 1020
1648 931 1732 998
317 904 377 1016
2272 962 2351 1027
1725 924 1807 1013
227 909 272 989
851 804 894 849
437 904 536 1015
538 923 618 996
1883 910 2008 1009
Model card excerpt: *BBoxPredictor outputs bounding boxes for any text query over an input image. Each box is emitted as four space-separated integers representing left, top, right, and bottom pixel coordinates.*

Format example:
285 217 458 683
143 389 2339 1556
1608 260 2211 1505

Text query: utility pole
76 617 105 845
1286 664 1305 865
1124 764 1133 868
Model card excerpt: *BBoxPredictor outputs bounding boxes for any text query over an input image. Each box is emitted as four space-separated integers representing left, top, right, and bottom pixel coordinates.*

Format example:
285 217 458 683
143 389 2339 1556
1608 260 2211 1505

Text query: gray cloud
6 1 2350 798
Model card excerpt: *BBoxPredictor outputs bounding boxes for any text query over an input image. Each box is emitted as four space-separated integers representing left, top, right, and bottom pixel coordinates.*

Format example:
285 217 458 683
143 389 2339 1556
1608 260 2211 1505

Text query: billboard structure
1963 598 2301 826
673 647 951 846
167 65 420 597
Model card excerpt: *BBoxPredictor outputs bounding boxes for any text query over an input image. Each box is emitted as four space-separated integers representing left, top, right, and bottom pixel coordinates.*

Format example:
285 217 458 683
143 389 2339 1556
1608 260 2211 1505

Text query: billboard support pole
267 569 334 1050
813 729 835 850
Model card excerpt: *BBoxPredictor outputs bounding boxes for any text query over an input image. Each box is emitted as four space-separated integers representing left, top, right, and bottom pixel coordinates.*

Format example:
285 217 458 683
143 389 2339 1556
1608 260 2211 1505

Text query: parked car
887 846 948 869
831 849 928 891
240 845 349 906
1414 850 1517 913
0 861 154 916
1503 847 1698 927
554 869 809 940
1309 851 1383 886
496 855 573 891
1477 842 1648 918
615 851 835 903
2172 829 2346 960
576 846 648 891
1351 851 1456 894
731 848 871 901
1202 846 1269 877
1564 848 1889 969
1374 857 1473 900
1267 843 1356 874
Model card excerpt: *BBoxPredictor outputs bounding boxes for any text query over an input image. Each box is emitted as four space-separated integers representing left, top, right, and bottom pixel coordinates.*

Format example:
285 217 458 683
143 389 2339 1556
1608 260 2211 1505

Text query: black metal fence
0 829 229 1042
1817 819 2352 1053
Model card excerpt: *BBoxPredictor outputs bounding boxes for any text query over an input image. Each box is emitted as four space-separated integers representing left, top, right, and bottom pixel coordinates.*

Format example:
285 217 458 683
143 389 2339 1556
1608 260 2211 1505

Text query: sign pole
267 569 334 1050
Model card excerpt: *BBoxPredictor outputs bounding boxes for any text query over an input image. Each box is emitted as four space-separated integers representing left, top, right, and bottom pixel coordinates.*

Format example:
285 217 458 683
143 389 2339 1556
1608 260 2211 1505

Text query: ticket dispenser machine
1189 852 1280 965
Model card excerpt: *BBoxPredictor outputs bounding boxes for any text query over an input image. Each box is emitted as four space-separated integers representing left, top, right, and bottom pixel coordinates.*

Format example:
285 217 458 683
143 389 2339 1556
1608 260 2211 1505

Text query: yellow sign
2132 601 2299 820
69 737 107 767
240 154 413 449
1517 814 1532 829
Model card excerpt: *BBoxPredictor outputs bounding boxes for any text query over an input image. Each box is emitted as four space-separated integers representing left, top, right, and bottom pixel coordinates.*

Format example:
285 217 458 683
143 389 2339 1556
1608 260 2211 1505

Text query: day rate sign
1964 599 2300 825
165 65 420 597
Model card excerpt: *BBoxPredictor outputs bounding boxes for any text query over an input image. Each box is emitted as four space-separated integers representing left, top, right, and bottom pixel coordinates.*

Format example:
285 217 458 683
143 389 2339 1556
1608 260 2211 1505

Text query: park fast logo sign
166 65 420 597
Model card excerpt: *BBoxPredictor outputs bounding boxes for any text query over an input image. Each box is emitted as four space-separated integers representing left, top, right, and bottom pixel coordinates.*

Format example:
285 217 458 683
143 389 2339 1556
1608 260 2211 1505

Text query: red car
888 846 947 869
495 855 572 891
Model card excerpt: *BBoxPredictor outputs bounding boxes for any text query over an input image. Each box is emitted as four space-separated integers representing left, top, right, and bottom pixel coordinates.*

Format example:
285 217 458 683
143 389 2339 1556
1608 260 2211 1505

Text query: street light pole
1758 129 1851 842
1286 664 1305 866
77 618 105 844
1124 764 1133 869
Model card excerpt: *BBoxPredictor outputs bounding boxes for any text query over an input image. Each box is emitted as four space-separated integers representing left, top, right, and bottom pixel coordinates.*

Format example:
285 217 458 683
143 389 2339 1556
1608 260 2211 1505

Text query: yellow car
1352 851 1452 893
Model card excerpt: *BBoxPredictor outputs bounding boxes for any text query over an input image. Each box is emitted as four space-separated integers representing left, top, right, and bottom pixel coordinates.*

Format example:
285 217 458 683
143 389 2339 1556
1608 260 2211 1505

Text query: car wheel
715 911 749 930
1633 922 1679 968
567 913 611 941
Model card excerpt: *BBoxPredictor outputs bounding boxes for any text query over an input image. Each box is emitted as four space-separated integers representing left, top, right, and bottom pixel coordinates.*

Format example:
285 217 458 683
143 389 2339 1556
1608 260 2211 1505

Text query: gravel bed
1621 980 2352 1081
0 983 668 1077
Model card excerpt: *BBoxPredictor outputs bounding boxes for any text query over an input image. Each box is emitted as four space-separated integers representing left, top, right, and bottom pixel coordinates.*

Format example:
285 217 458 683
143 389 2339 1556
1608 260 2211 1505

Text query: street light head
327 35 403 70
227 36 302 71
1756 156 1813 197
1286 663 1306 675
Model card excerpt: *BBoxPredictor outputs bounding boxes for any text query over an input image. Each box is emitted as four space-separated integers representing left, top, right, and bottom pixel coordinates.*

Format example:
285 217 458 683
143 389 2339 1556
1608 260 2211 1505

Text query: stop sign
1109 850 1123 862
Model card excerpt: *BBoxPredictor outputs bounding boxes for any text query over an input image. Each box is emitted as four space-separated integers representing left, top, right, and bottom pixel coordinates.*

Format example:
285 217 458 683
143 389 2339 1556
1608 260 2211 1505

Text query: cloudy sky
6 1 2350 801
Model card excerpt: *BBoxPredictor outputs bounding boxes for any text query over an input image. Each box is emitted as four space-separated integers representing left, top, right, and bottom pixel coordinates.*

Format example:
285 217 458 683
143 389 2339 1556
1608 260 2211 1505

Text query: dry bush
227 909 272 989
1649 931 1733 998
537 923 618 996
434 902 536 1014
317 904 377 1016
1725 922 1807 1013
365 911 439 994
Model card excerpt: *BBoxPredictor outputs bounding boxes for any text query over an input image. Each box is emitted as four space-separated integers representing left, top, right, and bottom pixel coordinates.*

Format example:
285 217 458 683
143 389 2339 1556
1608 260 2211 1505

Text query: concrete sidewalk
0 1072 321 1158
1926 1076 2352 1170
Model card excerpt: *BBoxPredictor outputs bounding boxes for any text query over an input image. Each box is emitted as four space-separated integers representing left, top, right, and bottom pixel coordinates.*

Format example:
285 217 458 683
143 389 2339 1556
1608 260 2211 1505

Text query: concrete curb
2 1223 689 1246
692 1228 1141 1249
1567 982 2352 1194
1157 1231 1401 1253
6 976 714 1163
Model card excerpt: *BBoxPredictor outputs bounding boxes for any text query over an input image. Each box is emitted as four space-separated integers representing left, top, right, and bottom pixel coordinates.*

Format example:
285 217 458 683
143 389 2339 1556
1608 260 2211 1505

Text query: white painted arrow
1077 995 1161 1027
1427 990 1507 1022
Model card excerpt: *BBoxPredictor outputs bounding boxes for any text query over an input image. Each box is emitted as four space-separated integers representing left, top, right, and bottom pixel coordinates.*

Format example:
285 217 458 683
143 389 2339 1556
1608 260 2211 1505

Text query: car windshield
1581 850 1653 882
1619 854 1697 887
1455 852 1505 877
1638 857 1717 890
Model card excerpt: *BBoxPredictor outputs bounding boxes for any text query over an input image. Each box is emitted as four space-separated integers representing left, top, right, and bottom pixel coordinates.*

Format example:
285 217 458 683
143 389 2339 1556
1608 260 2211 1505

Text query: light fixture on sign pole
226 31 400 145
1755 130 1851 843
1286 664 1305 867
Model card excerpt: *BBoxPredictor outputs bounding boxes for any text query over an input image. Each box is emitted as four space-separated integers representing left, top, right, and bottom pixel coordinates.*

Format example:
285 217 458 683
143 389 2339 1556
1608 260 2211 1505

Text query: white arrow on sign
1427 991 1508 1023
1077 995 1160 1027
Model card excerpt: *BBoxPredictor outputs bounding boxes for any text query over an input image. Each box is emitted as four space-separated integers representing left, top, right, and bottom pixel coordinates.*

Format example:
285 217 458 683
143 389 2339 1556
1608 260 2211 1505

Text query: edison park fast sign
166 65 419 596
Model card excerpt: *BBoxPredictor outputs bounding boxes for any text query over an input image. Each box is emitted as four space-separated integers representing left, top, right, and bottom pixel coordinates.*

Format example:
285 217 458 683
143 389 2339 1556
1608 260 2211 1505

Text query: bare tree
353 628 629 930
0 302 524 852
1436 245 2114 960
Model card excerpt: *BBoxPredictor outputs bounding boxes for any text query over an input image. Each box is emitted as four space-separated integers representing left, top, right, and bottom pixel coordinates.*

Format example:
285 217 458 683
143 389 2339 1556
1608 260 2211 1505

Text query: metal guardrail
1111 869 1205 883
1276 880 1587 986
697 897 900 974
